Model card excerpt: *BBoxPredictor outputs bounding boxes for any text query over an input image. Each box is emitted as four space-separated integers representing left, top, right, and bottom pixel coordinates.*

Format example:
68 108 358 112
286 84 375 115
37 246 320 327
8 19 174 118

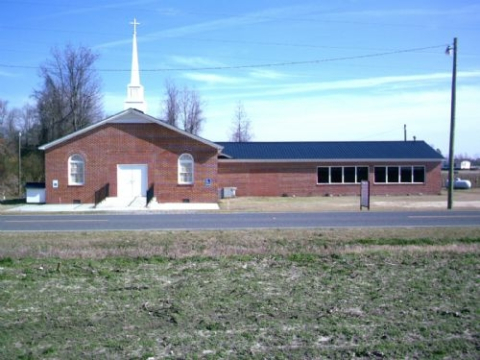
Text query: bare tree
160 81 205 135
0 100 21 196
161 79 180 127
17 104 39 148
1 107 20 149
180 87 205 135
33 44 103 144
229 101 253 142
0 99 18 148
0 99 8 127
0 100 44 191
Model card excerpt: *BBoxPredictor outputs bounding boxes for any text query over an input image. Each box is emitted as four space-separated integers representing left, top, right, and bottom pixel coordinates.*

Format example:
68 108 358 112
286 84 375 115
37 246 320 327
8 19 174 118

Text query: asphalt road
1 210 480 232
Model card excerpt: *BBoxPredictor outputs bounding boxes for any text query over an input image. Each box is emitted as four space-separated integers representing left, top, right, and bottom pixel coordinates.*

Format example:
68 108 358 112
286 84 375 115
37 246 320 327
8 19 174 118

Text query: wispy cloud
168 59 288 84
38 0 158 20
0 70 17 78
97 3 320 49
248 69 288 80
204 83 480 155
334 3 480 19
155 7 183 17
219 71 480 100
182 72 246 85
168 56 224 68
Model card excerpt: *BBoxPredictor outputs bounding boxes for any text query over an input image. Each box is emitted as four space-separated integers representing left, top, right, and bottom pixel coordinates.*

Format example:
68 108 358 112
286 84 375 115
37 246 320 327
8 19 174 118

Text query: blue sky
1 0 479 156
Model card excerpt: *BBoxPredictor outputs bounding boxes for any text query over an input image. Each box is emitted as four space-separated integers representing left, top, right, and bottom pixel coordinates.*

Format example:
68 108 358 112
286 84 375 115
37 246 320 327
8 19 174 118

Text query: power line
0 44 446 73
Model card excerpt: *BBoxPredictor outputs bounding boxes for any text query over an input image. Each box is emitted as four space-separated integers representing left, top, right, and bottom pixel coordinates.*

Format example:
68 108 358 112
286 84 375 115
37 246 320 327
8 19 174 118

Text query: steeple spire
124 18 147 113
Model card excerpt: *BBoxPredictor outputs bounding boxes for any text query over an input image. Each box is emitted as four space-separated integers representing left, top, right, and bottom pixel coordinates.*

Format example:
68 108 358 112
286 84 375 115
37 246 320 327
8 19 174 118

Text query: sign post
360 180 370 210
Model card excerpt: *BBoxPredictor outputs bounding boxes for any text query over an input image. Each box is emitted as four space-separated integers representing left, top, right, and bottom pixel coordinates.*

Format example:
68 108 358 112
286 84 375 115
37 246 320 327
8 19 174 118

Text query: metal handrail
94 183 109 208
146 183 154 207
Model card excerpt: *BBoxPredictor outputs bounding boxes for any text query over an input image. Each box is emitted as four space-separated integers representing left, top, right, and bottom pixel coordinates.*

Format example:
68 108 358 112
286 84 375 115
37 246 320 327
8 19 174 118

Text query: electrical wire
0 44 446 73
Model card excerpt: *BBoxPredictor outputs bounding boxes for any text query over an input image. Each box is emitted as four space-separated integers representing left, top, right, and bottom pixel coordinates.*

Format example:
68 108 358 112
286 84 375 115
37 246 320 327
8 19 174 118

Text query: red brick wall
44 123 443 204
218 161 442 197
44 123 219 204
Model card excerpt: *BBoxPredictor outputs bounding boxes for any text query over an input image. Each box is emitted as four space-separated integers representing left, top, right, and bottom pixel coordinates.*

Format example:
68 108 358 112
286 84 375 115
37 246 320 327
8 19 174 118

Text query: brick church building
38 20 444 205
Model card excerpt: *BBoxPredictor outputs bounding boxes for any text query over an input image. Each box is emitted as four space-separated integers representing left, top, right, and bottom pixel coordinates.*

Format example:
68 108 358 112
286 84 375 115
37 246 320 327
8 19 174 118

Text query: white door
117 164 148 198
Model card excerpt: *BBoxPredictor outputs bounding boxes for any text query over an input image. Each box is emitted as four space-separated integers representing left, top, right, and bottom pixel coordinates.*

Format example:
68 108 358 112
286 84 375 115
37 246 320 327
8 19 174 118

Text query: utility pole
446 38 457 210
18 131 22 196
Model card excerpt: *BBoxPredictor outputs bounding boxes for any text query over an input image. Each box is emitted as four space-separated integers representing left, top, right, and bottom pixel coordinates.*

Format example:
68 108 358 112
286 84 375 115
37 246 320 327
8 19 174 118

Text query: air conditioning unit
221 187 237 199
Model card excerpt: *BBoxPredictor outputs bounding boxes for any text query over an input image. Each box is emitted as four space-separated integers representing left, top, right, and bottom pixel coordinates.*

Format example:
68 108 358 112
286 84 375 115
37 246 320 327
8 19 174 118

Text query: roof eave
218 158 443 163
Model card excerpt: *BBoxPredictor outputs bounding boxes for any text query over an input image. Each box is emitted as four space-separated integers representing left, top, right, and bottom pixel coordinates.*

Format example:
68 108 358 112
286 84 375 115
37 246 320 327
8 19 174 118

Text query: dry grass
1 227 479 260
1 238 478 359
1 228 479 358
220 188 480 212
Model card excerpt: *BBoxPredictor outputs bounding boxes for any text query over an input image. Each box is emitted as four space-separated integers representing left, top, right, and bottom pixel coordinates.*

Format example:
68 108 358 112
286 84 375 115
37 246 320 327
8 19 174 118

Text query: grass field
1 228 479 359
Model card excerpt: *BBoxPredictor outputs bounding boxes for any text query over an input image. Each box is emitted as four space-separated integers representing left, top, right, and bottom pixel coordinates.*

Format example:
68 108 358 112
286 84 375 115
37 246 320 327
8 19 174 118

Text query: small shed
26 182 46 204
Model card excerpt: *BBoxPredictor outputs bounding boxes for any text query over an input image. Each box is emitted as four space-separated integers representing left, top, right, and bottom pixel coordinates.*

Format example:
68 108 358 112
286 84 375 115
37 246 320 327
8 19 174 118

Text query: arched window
178 153 194 185
68 154 85 185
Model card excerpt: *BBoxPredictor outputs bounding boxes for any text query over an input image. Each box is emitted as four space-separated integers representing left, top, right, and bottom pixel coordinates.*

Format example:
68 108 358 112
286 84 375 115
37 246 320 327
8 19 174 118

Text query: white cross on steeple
124 18 147 113
130 18 140 35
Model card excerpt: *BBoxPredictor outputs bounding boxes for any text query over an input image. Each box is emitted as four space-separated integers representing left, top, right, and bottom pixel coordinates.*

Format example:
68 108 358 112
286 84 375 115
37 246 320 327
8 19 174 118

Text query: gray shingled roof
216 141 444 160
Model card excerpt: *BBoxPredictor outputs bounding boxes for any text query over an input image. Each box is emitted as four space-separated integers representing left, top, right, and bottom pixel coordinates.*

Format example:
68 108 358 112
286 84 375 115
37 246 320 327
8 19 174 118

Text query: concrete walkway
4 191 479 213
5 196 219 213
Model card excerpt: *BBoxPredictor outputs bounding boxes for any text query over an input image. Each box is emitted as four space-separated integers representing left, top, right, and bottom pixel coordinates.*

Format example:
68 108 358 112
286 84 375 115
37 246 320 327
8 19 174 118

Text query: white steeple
124 18 147 113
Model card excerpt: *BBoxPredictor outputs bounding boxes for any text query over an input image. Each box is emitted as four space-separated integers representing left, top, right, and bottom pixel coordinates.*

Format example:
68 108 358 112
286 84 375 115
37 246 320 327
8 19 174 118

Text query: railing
94 183 109 208
146 183 154 207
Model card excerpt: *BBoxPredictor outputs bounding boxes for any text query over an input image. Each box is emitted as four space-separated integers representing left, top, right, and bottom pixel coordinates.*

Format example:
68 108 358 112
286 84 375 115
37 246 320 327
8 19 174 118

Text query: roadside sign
360 180 370 210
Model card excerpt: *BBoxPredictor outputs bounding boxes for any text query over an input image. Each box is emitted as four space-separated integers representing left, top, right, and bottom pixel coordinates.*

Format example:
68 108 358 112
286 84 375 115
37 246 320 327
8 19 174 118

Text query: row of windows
67 153 195 186
317 166 425 184
317 166 369 184
374 166 425 183
68 156 426 187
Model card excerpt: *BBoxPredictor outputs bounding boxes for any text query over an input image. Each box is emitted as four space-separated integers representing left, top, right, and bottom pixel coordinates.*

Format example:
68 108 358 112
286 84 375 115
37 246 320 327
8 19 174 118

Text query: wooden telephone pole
447 38 457 210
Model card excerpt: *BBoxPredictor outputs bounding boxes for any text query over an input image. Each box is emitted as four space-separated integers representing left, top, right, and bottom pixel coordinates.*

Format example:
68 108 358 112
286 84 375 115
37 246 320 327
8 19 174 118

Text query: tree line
1 44 253 198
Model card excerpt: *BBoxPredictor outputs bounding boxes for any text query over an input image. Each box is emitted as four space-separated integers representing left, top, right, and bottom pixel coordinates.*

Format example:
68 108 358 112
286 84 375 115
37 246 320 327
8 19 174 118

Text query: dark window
375 165 425 184
344 167 356 183
318 166 370 184
387 167 399 183
374 167 386 183
331 167 342 183
413 166 425 183
317 167 329 183
357 167 369 182
401 166 412 183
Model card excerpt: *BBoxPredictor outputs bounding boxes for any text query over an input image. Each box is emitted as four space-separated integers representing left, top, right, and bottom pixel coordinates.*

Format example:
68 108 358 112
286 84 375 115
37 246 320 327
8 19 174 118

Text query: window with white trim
68 154 85 185
374 166 425 183
178 153 194 184
317 166 369 184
